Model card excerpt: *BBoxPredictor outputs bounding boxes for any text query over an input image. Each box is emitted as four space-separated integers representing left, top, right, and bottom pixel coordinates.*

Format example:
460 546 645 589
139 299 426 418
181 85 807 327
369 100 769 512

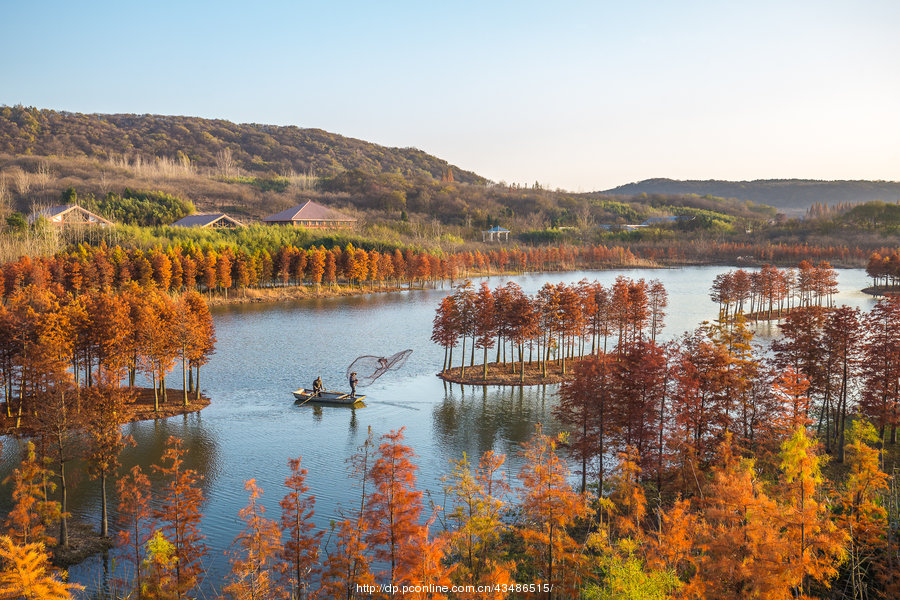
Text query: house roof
29 204 112 225
172 213 244 227
263 200 356 223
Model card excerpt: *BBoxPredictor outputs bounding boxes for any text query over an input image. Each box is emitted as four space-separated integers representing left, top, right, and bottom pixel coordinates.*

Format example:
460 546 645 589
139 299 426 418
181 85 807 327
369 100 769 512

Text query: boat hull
293 389 365 406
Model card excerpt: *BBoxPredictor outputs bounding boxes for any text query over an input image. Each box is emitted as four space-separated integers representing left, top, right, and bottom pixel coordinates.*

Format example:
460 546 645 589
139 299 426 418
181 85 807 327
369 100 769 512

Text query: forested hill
0 105 484 183
603 178 900 215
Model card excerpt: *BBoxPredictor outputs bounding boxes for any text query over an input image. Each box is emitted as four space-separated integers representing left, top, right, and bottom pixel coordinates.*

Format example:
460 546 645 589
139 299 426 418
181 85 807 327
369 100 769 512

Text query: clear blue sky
2 0 898 191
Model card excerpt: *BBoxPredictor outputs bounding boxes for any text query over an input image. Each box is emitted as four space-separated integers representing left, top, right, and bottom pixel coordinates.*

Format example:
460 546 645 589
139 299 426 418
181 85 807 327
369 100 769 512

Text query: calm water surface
0 266 875 589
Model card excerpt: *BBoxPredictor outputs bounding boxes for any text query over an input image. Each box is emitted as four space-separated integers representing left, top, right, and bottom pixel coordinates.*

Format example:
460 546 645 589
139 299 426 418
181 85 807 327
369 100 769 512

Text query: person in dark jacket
349 372 359 398
312 376 324 397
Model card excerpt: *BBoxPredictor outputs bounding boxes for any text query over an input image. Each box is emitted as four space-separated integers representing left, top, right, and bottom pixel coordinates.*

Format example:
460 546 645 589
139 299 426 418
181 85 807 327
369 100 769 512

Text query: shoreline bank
0 387 211 436
438 361 574 386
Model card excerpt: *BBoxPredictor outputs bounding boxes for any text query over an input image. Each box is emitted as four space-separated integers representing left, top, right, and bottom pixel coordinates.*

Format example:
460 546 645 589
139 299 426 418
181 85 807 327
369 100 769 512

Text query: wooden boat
293 388 366 406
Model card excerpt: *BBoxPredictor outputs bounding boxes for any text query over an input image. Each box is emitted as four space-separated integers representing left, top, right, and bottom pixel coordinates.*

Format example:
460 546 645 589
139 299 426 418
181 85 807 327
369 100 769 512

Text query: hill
0 105 484 184
0 107 779 235
603 178 900 216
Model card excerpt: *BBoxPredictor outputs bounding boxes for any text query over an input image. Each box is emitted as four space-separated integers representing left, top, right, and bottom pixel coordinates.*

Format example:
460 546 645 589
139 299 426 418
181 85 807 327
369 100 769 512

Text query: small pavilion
481 225 510 242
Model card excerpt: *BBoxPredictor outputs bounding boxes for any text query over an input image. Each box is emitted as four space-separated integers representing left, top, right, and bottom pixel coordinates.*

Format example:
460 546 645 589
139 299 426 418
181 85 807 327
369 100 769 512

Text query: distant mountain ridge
603 178 900 215
0 106 485 184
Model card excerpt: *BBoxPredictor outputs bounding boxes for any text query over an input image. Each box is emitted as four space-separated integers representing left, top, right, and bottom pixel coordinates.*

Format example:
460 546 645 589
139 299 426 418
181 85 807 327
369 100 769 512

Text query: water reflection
0 413 220 520
434 382 564 460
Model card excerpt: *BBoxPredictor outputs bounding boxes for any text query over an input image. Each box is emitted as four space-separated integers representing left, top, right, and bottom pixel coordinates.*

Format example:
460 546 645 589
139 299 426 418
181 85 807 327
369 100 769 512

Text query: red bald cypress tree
279 458 322 600
152 436 208 600
364 427 424 591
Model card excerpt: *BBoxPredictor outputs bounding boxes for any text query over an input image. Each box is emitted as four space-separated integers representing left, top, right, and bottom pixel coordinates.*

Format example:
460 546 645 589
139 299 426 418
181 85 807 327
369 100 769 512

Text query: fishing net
346 349 413 387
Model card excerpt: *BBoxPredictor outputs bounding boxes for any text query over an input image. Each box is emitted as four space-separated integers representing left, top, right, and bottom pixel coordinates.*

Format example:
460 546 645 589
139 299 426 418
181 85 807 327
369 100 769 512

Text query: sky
2 0 898 191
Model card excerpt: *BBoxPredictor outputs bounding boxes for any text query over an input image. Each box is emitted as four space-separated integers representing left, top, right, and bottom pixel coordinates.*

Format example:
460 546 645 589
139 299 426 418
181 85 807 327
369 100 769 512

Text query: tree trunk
460 336 467 379
100 471 108 537
520 345 525 384
59 459 69 548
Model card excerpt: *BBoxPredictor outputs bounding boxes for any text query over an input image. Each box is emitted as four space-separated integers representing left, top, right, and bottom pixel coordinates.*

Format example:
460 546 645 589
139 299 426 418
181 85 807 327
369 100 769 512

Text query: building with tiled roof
172 213 244 228
262 200 356 228
29 204 113 226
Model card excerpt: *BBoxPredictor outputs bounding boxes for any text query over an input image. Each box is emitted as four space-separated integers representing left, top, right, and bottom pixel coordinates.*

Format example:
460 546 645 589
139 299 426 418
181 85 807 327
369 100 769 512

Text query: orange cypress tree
517 425 588 599
324 251 337 285
838 420 890 598
0 536 82 600
170 295 199 407
85 289 133 379
861 296 900 442
31 362 79 550
84 372 133 537
473 282 496 381
320 429 376 600
216 251 233 298
771 368 813 439
444 451 513 597
645 497 700 584
554 353 614 493
694 435 791 599
306 249 325 286
400 516 455 600
320 518 375 600
141 292 177 409
224 479 282 600
116 465 151 600
3 441 60 546
152 436 208 600
364 427 424 591
608 447 647 540
183 291 215 401
778 427 847 597
278 458 322 600
431 296 459 373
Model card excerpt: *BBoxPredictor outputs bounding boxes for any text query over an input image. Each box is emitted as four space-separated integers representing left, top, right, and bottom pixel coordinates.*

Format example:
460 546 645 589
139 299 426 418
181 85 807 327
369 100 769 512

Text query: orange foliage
278 458 321 600
0 536 82 600
152 436 208 600
115 465 151 598
365 428 425 591
517 425 588 599
224 479 282 600
3 442 59 547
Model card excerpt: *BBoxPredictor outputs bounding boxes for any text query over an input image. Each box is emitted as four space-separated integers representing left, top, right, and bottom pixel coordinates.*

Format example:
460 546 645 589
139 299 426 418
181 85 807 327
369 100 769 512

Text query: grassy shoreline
0 387 210 436
438 361 573 386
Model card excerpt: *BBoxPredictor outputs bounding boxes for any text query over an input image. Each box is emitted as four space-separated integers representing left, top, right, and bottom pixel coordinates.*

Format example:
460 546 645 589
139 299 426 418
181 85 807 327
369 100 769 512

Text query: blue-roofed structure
482 225 510 242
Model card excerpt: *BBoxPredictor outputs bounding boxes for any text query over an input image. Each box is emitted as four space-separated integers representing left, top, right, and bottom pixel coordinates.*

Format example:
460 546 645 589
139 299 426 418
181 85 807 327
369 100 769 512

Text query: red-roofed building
262 200 356 228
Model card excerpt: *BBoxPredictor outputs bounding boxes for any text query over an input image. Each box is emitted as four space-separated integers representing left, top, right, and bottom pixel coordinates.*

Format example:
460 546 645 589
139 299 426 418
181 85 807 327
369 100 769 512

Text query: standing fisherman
349 372 359 398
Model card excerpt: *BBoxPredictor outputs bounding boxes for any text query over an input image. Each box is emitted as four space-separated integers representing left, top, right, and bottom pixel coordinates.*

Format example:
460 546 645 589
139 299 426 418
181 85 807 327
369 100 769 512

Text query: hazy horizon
3 1 898 191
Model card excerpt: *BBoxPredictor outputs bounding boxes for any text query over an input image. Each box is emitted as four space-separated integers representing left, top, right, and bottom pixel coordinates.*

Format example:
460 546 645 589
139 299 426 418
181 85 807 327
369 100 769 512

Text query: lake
0 266 876 589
